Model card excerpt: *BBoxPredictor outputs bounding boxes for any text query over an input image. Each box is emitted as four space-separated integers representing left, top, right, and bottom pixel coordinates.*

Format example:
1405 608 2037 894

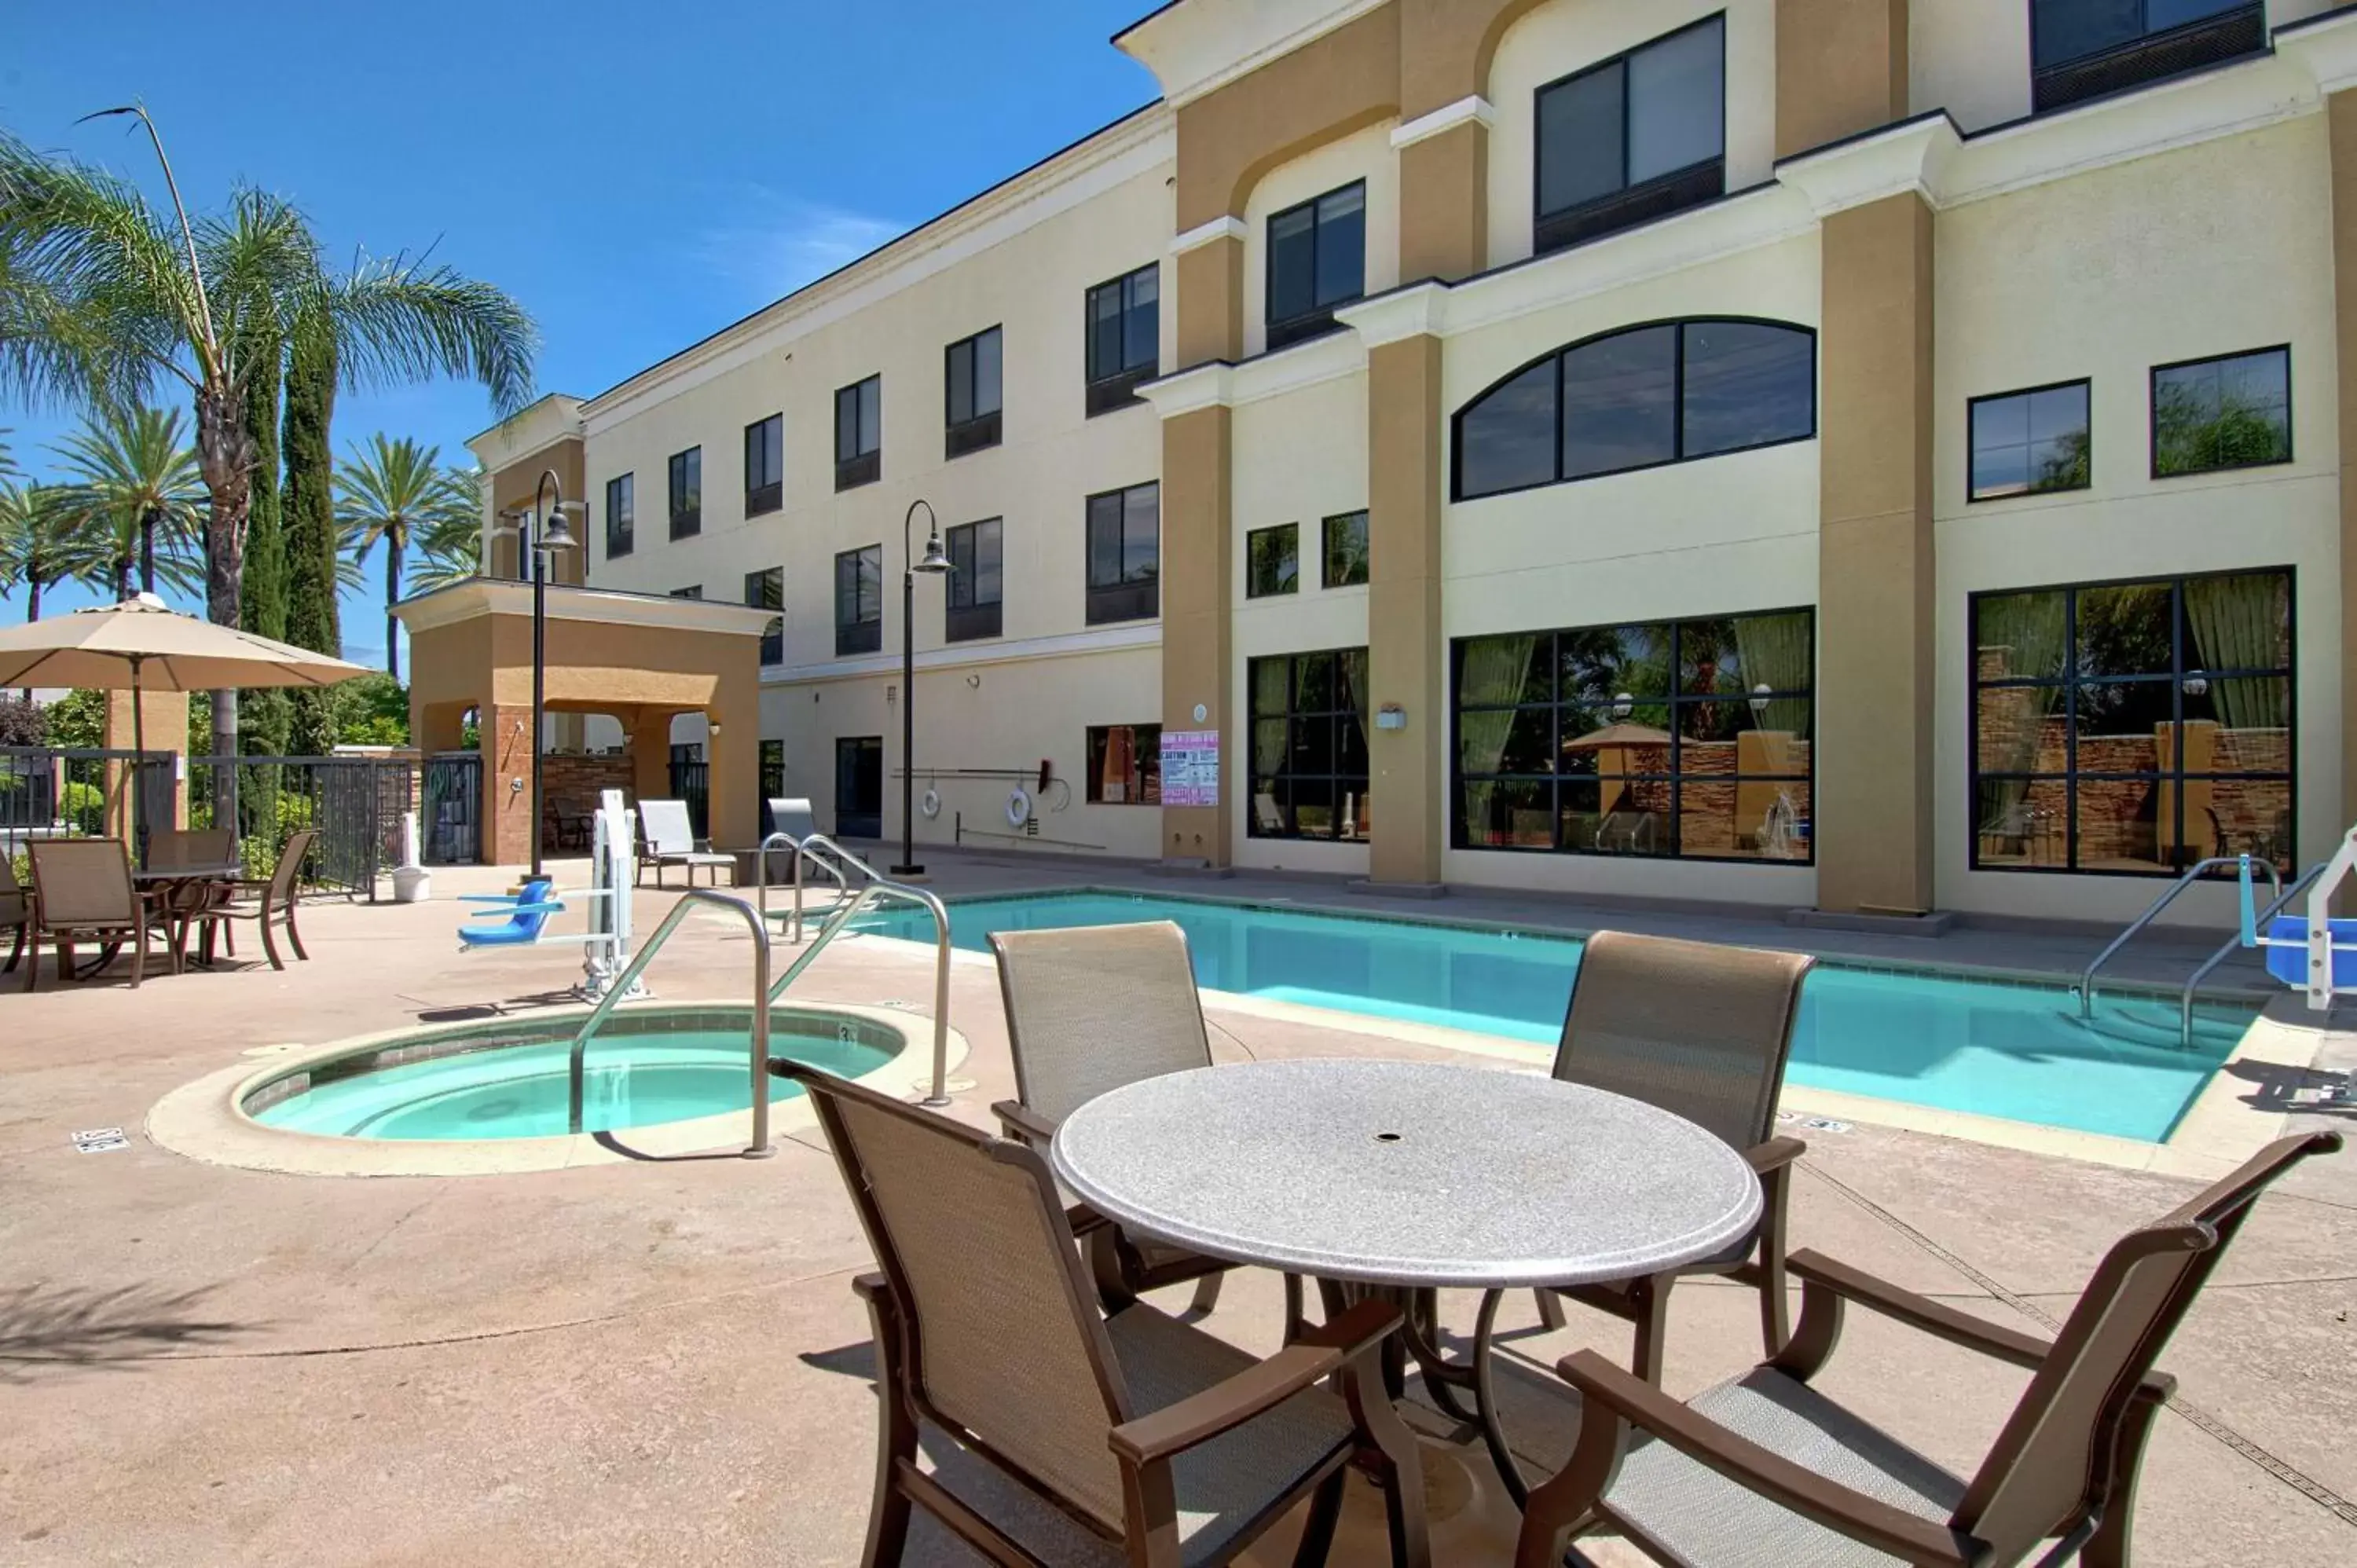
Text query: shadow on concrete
410 990 586 1024
588 1130 755 1163
0 1281 258 1381
798 1339 877 1382
2222 1058 2355 1117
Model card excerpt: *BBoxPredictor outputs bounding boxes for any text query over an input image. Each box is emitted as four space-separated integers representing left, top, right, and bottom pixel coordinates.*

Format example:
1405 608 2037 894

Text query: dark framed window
1086 265 1160 415
1085 482 1160 625
1970 569 2293 877
1454 318 1816 501
1246 524 1299 599
760 738 785 802
944 326 1003 459
1535 15 1725 256
944 518 1003 643
667 446 701 539
1250 649 1370 841
1453 610 1815 862
2030 1 2264 113
834 544 882 656
2152 346 2289 478
670 584 704 600
836 735 883 838
1087 724 1162 804
835 375 882 491
743 414 783 516
1322 511 1369 588
1266 181 1365 351
604 473 634 560
1969 379 2091 502
745 566 783 665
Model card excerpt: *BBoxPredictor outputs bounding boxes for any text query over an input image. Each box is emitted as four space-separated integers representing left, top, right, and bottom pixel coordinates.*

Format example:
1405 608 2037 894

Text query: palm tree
0 111 534 761
335 434 465 681
50 405 205 599
402 466 486 595
0 481 103 698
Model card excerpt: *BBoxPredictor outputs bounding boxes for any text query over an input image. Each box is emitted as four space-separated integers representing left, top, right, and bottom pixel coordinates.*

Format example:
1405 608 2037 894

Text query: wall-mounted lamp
2182 669 2211 698
1611 691 1635 721
1748 682 1772 719
1375 703 1406 731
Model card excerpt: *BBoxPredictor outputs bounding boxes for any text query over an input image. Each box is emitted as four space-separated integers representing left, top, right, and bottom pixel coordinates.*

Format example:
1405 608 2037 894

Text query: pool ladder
2074 854 2297 1048
564 837 955 1156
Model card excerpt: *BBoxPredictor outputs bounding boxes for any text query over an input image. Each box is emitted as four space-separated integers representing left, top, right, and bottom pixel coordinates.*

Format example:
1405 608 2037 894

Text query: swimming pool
857 891 2257 1142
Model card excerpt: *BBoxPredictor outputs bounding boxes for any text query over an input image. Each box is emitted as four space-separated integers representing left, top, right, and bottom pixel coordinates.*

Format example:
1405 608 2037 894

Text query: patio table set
3 827 313 989
775 921 2340 1568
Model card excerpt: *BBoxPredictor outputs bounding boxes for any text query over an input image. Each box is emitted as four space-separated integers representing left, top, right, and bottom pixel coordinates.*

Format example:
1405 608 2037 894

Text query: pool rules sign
1160 730 1219 807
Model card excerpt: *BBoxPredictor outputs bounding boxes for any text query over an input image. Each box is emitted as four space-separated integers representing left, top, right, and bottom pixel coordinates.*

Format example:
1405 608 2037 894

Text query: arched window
1453 318 1816 501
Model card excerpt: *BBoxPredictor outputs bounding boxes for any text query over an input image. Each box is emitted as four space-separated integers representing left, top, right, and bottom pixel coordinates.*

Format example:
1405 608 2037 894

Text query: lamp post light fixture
500 471 581 878
894 498 953 877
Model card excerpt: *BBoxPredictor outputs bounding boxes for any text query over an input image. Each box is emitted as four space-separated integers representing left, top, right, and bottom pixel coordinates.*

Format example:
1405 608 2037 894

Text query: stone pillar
102 686 189 832
1366 334 1447 888
1775 0 1910 159
1814 192 1936 915
480 701 536 866
1159 405 1234 866
1396 111 1489 283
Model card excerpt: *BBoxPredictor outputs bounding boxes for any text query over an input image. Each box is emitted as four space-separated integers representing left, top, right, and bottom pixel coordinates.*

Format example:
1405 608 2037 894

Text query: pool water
857 892 2256 1142
249 1026 893 1141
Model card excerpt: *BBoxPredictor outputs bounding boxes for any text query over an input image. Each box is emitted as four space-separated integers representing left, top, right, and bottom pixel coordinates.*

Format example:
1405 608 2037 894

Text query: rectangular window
670 584 703 600
745 566 783 665
835 735 883 838
1534 16 1725 256
760 738 785 802
944 518 1003 642
1453 610 1816 862
1085 264 1160 415
834 375 882 490
834 544 882 656
1087 724 1163 805
2030 1 2264 112
1250 649 1372 841
1322 510 1369 588
667 447 701 539
604 474 634 560
1266 181 1365 350
1085 482 1160 625
1246 523 1299 598
743 414 783 515
2152 346 2289 478
1969 380 2091 501
944 326 1003 459
1971 569 2293 876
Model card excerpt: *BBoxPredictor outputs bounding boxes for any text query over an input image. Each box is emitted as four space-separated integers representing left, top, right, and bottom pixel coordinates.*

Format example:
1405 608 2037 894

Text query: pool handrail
2077 855 2280 1017
566 888 776 1157
764 844 953 1108
2176 859 2326 1047
753 830 856 943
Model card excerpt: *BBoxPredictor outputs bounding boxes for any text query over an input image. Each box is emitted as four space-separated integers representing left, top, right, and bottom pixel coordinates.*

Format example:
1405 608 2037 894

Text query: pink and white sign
1160 730 1220 807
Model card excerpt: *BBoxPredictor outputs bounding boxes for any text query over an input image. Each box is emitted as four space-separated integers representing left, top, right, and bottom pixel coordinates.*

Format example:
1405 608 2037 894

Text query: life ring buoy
1005 787 1032 827
919 787 941 819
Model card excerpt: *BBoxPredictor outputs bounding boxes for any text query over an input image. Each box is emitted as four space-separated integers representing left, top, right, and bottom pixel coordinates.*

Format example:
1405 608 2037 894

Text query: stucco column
705 661 761 851
1174 232 1244 370
1815 192 1936 915
1396 114 1488 283
2331 90 2357 900
1159 405 1233 865
102 687 189 830
1775 0 1910 159
628 710 673 810
481 702 535 866
1365 334 1447 887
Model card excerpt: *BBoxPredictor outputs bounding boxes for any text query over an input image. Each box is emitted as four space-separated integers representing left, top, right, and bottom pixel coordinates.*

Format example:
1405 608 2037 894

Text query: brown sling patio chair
1532 930 1815 1383
23 838 158 991
777 1061 1431 1568
196 828 315 971
1 852 30 974
990 921 1289 1325
1512 1130 2343 1568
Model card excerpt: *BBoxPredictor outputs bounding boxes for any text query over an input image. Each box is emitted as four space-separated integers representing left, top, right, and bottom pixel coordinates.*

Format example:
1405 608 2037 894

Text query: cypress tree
282 327 342 754
238 331 291 759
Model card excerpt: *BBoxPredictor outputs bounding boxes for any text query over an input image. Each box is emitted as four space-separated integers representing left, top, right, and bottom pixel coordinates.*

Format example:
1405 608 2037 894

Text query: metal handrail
2176 860 2326 1046
765 863 955 1108
2077 855 2282 1017
566 888 776 1157
753 830 853 943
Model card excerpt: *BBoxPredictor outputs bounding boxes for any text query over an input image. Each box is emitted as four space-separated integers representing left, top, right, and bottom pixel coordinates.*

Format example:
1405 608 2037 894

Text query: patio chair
146 827 237 872
195 828 316 971
634 798 735 888
23 838 158 991
1512 1130 2343 1568
764 796 816 843
1532 930 1815 1382
1 853 28 974
989 921 1288 1326
776 1061 1431 1568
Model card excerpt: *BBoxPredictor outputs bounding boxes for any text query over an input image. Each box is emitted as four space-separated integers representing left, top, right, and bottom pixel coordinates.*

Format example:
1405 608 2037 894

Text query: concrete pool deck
1 863 2352 1564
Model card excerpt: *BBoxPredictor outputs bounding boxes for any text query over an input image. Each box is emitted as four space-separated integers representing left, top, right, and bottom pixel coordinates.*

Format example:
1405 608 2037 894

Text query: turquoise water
858 892 2256 1142
249 1027 893 1141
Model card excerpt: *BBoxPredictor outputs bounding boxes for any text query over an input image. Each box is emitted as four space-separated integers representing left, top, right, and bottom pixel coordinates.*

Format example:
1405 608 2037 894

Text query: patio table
133 863 243 972
1050 1057 1761 1508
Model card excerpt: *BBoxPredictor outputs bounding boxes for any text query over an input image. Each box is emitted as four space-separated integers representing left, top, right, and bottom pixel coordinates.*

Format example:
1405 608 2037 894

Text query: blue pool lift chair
457 877 566 949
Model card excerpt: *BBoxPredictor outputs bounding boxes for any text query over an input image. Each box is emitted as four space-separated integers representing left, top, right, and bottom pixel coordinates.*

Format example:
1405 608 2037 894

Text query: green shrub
59 781 104 836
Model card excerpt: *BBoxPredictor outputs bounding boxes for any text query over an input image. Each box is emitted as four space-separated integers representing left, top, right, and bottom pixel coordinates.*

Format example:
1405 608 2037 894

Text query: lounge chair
634 798 735 888
1512 1130 2343 1568
764 796 816 843
1532 929 1815 1382
194 828 316 971
2 853 30 974
23 838 159 991
775 1061 1432 1568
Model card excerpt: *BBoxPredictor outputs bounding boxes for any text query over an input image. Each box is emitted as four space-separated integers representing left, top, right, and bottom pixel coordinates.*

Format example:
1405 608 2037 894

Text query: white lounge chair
764 797 816 843
634 799 735 888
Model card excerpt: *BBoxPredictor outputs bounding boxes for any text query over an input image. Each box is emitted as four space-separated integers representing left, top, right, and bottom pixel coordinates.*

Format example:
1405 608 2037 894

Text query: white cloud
695 196 904 306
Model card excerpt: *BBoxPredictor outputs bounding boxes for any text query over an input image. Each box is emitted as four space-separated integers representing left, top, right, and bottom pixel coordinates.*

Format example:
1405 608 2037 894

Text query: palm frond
328 256 537 416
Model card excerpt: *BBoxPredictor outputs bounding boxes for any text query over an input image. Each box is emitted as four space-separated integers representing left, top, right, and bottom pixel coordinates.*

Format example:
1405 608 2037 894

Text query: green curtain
2183 575 2287 729
1457 636 1537 839
1974 592 2067 831
1730 612 1811 734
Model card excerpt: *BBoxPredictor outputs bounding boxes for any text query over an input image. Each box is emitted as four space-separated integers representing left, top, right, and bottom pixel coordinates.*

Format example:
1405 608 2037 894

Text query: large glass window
1453 610 1815 861
1251 649 1371 841
1971 570 2293 876
2031 1 2264 112
1535 16 1725 255
834 375 882 490
834 544 882 657
944 518 1002 643
1970 380 2091 501
1246 524 1298 599
944 326 1003 458
1322 511 1369 588
1266 181 1365 350
1085 482 1160 625
743 414 783 515
667 447 700 539
604 473 634 560
2152 346 2289 478
1454 319 1815 500
745 566 783 666
1085 264 1160 414
1087 724 1162 804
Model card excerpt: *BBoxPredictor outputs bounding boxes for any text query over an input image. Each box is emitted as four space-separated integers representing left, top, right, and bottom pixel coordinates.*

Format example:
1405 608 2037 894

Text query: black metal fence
421 752 482 866
670 753 709 839
1 746 175 863
182 756 414 898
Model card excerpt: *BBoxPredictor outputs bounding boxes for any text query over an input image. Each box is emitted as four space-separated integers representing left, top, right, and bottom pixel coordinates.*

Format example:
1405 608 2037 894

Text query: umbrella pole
130 658 145 869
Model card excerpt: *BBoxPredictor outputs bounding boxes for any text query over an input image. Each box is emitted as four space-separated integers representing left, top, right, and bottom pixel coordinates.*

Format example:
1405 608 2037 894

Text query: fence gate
422 751 483 865
669 750 709 840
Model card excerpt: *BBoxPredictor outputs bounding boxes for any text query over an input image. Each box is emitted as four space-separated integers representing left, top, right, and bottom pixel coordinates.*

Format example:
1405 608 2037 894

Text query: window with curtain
1250 648 1370 841
1534 15 1725 255
1453 610 1815 861
1971 570 2293 875
1087 724 1161 804
834 544 882 656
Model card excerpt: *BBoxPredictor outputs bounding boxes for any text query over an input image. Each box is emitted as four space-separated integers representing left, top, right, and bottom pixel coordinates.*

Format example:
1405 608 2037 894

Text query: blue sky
2 0 1158 665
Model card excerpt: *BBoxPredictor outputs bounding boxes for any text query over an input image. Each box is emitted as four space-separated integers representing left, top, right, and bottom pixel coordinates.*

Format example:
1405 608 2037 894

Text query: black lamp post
502 472 580 878
893 498 951 877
